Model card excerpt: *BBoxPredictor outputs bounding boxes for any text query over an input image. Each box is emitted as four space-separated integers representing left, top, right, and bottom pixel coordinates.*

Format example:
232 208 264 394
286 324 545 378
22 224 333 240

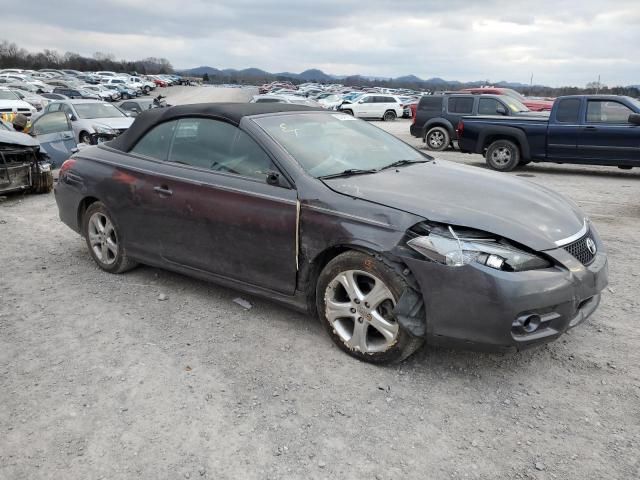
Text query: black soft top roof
109 102 323 152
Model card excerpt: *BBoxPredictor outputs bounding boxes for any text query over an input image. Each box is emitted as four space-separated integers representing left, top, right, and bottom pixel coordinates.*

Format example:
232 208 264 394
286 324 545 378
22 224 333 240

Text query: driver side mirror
495 106 507 115
266 171 288 187
68 113 77 122
629 113 640 125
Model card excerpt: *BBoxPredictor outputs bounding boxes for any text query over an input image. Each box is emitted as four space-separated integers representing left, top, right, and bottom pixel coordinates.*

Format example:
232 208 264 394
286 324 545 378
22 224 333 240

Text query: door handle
583 126 597 130
153 185 173 196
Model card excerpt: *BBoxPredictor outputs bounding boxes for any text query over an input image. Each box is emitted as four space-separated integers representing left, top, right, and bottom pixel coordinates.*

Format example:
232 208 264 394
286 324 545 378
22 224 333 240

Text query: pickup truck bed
457 95 640 171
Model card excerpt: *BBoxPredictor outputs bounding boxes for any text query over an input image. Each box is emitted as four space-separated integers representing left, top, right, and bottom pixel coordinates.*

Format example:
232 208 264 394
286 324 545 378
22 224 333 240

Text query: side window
586 100 633 124
448 97 474 114
385 96 398 103
31 112 71 135
478 98 502 115
361 96 375 103
168 118 277 181
47 103 61 113
418 97 442 111
130 120 177 160
556 98 581 123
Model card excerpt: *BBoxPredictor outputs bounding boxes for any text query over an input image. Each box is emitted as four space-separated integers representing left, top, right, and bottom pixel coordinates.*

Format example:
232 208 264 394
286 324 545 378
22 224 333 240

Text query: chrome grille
563 233 596 265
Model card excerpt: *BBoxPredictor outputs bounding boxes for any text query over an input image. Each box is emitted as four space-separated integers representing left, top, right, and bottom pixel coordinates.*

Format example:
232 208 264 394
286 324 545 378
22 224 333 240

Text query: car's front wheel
83 202 137 274
316 251 423 364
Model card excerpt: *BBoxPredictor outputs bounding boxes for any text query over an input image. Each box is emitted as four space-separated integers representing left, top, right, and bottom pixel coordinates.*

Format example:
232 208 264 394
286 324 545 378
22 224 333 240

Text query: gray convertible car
54 103 608 363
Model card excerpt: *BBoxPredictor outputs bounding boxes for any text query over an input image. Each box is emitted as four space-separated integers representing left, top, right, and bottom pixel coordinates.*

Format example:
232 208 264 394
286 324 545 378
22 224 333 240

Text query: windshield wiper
318 168 379 179
380 159 429 170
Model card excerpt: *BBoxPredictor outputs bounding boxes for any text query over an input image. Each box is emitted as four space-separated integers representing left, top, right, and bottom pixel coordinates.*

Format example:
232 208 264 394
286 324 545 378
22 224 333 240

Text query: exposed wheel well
482 135 522 154
301 245 414 314
77 196 100 233
424 123 451 138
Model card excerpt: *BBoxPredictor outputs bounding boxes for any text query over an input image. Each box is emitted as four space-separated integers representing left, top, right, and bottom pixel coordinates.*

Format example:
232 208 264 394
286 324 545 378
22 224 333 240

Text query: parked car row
0 68 184 110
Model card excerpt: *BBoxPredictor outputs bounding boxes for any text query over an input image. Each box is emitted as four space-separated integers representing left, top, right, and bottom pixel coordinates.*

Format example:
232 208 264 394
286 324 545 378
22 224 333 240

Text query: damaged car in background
0 122 53 195
54 104 608 363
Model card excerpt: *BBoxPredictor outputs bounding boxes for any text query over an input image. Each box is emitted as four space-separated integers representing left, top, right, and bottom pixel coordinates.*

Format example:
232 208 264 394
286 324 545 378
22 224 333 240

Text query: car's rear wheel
316 251 423 364
424 126 450 151
342 109 354 116
83 202 137 274
486 139 521 171
383 110 397 122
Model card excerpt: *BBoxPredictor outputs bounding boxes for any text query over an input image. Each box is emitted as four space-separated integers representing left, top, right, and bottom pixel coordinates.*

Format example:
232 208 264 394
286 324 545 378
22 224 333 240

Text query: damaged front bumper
0 145 52 195
397 245 608 352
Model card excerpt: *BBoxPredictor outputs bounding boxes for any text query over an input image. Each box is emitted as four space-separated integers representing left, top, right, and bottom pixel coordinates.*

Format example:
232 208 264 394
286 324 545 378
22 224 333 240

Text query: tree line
0 40 174 75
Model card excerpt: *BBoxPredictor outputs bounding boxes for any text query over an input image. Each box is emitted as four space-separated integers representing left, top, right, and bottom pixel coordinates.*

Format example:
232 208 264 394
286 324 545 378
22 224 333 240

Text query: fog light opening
521 314 541 333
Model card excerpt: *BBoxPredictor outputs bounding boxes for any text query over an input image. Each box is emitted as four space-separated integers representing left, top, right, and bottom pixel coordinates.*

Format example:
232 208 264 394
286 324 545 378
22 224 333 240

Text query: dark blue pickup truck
457 95 640 171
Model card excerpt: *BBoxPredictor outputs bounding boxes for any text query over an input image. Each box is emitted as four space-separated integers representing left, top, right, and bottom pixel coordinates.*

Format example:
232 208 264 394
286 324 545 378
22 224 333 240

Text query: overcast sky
2 0 638 86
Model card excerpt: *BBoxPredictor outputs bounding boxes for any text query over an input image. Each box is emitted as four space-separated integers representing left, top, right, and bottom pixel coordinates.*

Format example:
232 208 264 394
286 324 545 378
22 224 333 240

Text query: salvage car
0 127 53 194
41 100 134 144
54 104 608 363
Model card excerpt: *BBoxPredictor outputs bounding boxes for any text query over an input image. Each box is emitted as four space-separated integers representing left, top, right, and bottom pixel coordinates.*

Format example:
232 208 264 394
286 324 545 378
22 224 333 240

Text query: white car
317 94 344 110
338 93 404 121
81 84 118 101
0 88 38 121
128 76 155 94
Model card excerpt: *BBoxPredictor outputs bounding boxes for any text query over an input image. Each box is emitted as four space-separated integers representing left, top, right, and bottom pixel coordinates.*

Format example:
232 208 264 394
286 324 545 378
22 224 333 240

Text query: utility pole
530 73 533 95
596 74 601 94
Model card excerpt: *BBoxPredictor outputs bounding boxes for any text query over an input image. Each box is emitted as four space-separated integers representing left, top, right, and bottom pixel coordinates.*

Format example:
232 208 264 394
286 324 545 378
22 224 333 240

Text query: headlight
407 224 551 272
93 125 116 135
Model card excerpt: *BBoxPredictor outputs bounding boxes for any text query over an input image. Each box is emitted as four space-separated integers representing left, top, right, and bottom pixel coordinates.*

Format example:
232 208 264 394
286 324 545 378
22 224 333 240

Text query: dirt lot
1 86 639 480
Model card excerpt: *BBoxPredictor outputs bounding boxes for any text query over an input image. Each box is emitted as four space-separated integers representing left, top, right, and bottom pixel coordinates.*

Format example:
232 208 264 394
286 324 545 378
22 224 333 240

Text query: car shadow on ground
90 256 567 378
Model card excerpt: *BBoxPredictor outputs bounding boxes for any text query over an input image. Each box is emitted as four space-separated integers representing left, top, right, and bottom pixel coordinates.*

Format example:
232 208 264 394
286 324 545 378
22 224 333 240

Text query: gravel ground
1 86 639 480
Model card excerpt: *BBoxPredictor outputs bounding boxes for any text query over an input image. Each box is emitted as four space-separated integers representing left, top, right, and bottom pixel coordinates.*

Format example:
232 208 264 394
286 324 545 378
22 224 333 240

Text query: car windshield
73 103 126 119
626 97 640 110
504 97 529 112
254 112 429 178
502 88 526 100
0 90 20 100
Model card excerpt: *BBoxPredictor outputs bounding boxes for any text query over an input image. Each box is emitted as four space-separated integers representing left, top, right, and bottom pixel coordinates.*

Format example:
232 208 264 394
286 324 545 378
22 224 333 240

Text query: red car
459 88 553 112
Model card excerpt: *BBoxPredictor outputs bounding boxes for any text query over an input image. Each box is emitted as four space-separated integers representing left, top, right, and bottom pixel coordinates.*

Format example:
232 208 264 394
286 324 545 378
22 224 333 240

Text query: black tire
79 131 92 145
316 251 424 364
82 202 138 274
424 126 450 151
485 139 521 172
342 109 354 116
383 110 397 122
32 170 53 194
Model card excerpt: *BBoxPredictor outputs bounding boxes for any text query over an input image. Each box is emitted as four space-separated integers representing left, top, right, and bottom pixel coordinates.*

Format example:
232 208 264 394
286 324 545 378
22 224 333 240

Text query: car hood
322 160 584 251
88 117 134 129
0 129 40 147
0 100 35 110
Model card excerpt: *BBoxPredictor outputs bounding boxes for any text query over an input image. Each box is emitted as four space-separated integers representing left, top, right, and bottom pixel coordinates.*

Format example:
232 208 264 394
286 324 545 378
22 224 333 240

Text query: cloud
0 0 637 86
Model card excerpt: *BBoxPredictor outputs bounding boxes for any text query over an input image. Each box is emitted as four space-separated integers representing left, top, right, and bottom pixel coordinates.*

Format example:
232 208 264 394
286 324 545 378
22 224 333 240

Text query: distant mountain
298 69 335 81
177 65 554 89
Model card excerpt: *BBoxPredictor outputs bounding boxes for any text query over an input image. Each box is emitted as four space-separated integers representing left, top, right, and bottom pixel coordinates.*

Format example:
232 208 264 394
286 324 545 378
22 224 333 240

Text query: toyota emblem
586 237 597 255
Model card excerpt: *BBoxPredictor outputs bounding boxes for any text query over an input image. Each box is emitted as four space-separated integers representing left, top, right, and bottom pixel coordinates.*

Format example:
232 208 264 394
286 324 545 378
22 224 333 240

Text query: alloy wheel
88 212 118 265
428 131 445 148
491 147 512 166
324 270 399 353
